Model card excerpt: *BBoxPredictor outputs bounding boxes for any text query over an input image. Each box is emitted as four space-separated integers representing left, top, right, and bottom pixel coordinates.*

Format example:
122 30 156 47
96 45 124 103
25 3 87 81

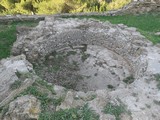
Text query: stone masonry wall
12 18 151 78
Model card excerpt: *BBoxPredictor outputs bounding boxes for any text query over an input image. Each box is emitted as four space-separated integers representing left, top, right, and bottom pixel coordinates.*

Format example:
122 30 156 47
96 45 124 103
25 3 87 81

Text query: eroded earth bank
1 17 160 120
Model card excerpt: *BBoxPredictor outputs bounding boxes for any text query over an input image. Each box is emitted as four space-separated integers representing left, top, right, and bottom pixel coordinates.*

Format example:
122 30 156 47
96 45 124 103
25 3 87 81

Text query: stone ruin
12 17 149 91
0 1 160 120
0 17 158 120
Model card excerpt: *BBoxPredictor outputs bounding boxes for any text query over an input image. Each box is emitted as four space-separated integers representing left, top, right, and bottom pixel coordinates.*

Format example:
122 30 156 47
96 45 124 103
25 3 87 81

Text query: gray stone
100 114 116 120
3 95 41 120
0 55 33 104
54 85 66 98
155 32 160 36
56 91 85 111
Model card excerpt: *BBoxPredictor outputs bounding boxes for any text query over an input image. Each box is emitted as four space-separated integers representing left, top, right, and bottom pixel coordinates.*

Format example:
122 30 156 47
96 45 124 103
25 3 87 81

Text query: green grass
39 104 99 120
81 53 90 62
154 74 160 89
123 75 135 84
33 79 56 94
17 80 57 111
0 105 9 118
0 13 159 60
10 80 22 90
103 102 127 120
64 13 160 44
0 21 38 60
19 85 64 112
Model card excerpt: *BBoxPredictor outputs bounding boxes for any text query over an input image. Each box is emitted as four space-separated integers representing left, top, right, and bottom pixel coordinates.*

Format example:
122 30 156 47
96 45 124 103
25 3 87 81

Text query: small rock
155 32 160 36
56 91 85 111
48 55 54 60
54 85 66 98
3 95 41 120
100 114 116 120
120 113 132 120
88 90 109 114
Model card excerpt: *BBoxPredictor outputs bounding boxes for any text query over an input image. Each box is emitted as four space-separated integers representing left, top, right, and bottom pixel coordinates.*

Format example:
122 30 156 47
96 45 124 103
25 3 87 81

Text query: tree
0 0 132 14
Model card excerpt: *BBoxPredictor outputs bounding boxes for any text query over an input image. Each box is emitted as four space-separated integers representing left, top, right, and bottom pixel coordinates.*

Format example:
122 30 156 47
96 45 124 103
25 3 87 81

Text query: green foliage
10 80 22 90
0 21 38 60
20 86 54 111
103 102 127 120
39 104 99 120
81 53 90 62
123 75 134 84
154 74 160 89
34 79 55 94
153 100 160 106
0 0 131 15
0 105 9 118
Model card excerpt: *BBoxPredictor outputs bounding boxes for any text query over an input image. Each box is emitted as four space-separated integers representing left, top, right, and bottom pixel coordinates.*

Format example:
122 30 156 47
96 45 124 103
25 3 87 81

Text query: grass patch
0 105 9 118
18 84 58 111
154 74 160 89
66 51 77 56
34 79 55 94
64 13 160 44
81 53 90 62
153 100 160 106
39 104 99 120
107 85 115 90
15 71 33 79
103 102 128 120
123 75 134 84
10 80 22 90
0 21 38 60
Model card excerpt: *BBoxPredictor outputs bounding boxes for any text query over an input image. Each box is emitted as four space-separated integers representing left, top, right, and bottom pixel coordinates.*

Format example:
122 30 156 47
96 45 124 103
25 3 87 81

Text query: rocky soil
1 16 160 120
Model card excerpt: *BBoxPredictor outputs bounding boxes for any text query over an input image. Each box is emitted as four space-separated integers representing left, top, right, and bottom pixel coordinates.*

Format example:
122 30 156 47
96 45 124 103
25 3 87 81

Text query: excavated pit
12 17 149 92
34 45 131 92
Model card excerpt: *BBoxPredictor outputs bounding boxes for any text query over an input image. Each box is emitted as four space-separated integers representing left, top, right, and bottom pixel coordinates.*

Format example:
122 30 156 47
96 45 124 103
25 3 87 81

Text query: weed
15 71 21 78
0 21 38 59
90 94 97 100
81 53 90 62
15 71 32 79
153 100 160 106
154 74 160 89
72 61 79 68
19 86 56 111
132 93 138 97
123 75 134 84
35 79 55 94
10 80 22 90
79 104 99 120
39 104 99 120
0 105 9 118
103 102 127 120
145 104 151 109
66 51 77 56
107 85 115 90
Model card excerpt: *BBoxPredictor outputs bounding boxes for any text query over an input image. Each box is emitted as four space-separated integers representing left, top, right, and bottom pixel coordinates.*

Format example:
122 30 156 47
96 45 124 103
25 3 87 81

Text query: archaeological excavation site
0 0 160 120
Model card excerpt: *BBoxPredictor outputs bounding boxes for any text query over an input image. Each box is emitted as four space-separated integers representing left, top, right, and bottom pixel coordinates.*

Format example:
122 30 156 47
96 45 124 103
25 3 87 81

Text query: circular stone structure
12 17 150 91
